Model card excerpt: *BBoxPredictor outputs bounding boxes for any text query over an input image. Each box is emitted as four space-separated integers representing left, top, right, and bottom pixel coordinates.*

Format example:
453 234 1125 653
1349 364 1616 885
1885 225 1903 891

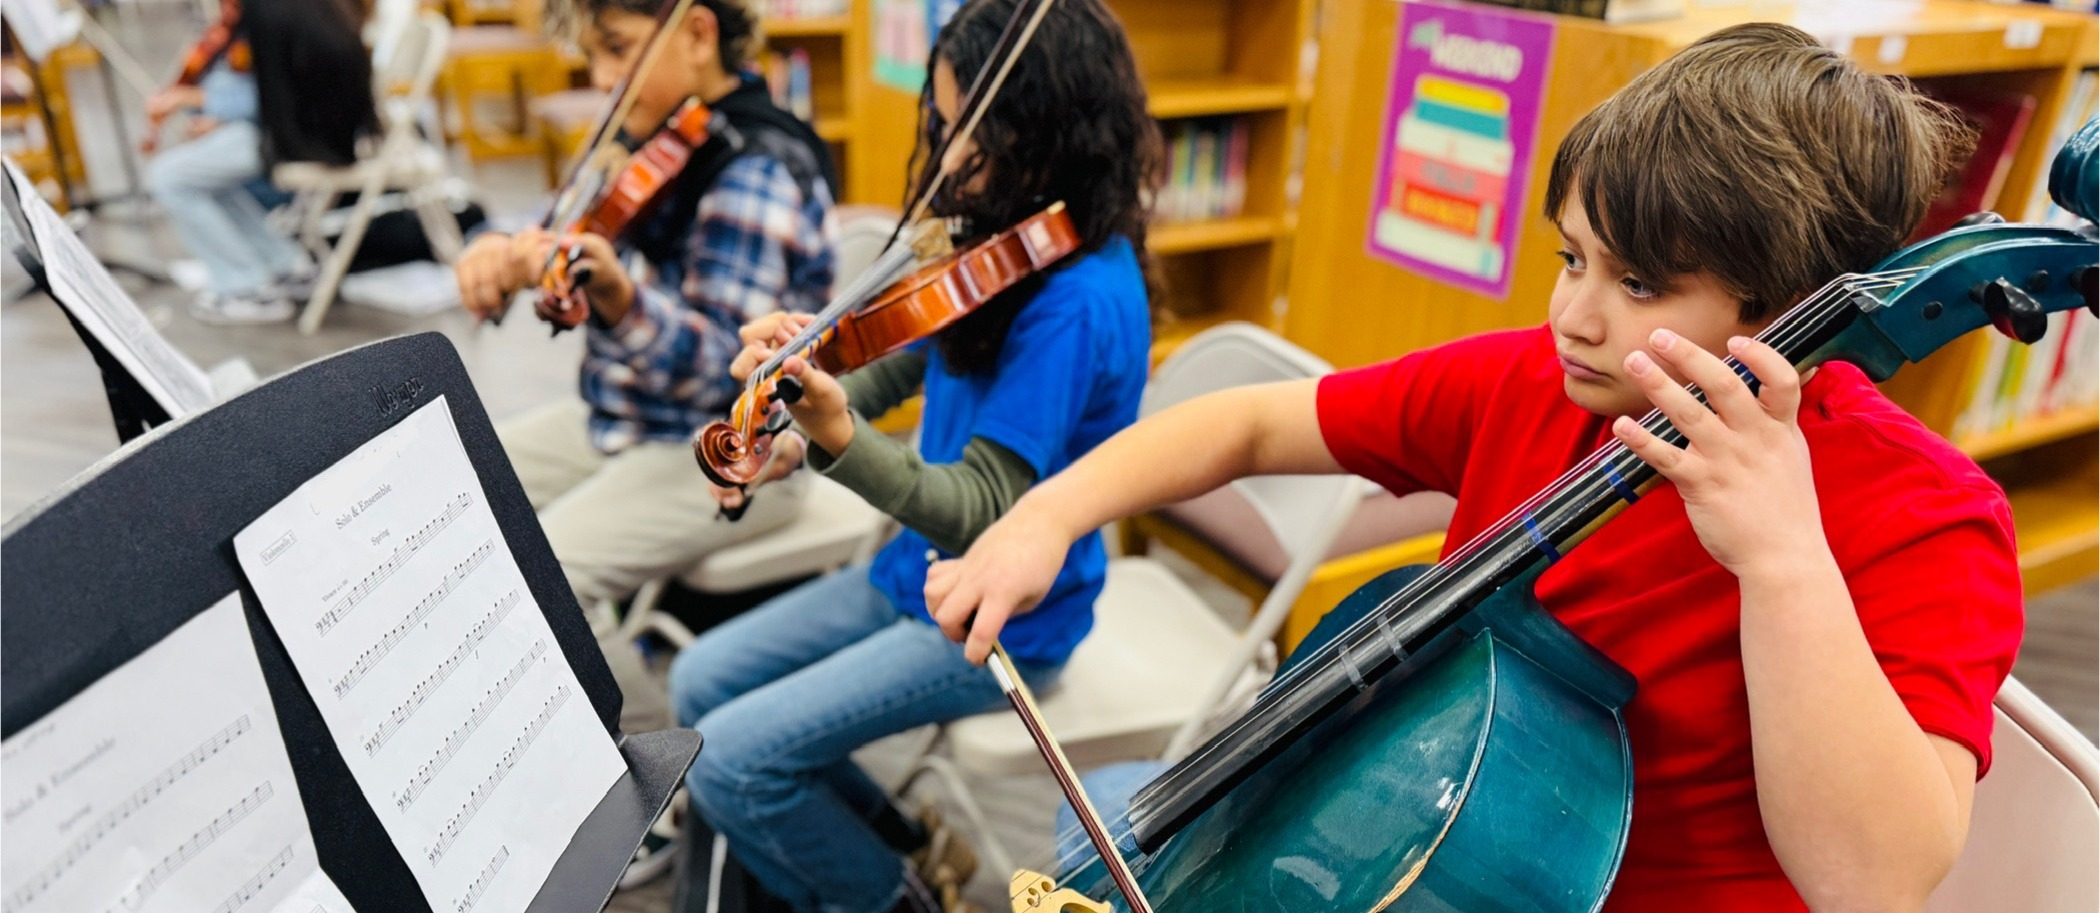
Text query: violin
691 0 1069 495
533 95 715 330
526 0 715 332
142 1 247 152
692 201 1080 488
695 4 1158 902
1038 120 2100 912
173 4 245 86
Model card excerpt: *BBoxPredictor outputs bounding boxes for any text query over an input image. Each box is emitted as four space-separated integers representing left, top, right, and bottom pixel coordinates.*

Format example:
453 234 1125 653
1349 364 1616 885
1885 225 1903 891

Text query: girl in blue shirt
664 2 1161 911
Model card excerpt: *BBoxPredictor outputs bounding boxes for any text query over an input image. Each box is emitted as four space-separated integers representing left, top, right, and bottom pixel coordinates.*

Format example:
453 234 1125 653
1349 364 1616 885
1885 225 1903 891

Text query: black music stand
1 331 702 913
4 160 172 441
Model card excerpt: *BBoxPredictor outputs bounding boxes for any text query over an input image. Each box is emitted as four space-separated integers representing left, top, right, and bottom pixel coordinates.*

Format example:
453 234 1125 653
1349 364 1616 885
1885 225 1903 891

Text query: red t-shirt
1315 326 2022 912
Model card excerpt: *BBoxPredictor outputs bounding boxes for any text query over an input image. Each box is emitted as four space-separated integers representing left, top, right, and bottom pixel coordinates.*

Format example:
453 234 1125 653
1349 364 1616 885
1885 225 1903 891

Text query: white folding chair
276 10 463 334
609 206 908 648
901 323 1368 876
1925 677 2099 913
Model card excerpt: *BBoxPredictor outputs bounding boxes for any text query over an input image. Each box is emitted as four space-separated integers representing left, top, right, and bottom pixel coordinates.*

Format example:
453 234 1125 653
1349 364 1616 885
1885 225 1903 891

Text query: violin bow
882 0 1059 252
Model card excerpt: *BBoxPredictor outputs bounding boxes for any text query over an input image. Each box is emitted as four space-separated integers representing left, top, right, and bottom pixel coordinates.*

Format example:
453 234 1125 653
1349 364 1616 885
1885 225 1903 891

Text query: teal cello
1040 119 2100 913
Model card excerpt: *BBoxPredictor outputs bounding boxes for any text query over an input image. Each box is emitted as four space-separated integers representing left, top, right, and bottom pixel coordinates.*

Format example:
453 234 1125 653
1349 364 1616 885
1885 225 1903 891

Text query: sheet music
0 0 82 62
0 595 353 913
233 397 626 913
3 158 215 416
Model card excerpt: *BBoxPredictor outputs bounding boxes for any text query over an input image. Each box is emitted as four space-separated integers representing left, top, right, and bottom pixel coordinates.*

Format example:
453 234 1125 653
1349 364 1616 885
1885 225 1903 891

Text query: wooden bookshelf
1284 0 2099 589
1991 439 2100 594
767 15 853 38
1961 406 2100 464
1147 76 1295 118
1151 215 1280 255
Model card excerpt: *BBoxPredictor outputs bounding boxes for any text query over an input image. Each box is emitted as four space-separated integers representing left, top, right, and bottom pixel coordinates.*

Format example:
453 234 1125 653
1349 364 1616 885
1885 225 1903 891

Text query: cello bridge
1009 869 1112 913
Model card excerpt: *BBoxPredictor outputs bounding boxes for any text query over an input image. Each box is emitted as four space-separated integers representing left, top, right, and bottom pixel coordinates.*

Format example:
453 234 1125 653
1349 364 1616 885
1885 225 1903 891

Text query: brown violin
693 201 1080 488
173 3 246 86
525 0 712 332
533 94 714 330
142 0 247 154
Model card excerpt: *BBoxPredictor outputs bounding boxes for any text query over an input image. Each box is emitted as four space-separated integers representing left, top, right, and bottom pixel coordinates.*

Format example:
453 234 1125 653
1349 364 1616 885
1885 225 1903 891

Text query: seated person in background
451 0 836 630
142 0 373 324
929 23 2022 913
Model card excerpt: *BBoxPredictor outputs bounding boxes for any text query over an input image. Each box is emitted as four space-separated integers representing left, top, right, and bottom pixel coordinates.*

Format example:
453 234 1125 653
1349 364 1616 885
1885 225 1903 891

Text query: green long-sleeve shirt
802 351 1037 555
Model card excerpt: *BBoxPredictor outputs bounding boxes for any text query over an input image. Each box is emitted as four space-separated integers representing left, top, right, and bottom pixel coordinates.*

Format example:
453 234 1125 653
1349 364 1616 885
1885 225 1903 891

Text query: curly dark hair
913 0 1163 375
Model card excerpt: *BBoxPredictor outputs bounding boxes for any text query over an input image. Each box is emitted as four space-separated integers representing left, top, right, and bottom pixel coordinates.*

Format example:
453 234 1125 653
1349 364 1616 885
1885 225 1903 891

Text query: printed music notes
0 596 352 913
234 397 625 913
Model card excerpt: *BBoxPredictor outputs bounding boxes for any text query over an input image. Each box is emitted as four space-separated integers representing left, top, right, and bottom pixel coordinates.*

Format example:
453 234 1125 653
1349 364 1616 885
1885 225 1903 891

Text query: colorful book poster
873 0 961 92
1367 2 1555 300
874 0 930 91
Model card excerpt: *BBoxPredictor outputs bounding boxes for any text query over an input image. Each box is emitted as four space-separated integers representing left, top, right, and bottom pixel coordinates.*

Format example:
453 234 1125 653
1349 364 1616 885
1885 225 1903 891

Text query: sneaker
618 793 682 889
188 289 294 325
275 256 319 302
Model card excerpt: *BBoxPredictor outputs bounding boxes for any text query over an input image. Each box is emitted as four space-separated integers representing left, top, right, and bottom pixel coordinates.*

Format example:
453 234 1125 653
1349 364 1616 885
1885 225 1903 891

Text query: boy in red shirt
925 23 2022 912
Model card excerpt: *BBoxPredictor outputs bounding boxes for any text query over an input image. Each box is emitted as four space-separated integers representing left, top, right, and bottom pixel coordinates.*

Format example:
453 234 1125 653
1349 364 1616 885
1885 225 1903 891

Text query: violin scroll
693 203 1079 495
693 406 785 488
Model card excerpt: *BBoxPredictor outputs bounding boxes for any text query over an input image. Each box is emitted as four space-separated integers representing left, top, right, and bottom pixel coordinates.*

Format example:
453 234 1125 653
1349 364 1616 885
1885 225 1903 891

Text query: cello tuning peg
1954 211 2007 227
1979 278 2048 343
2074 266 2097 316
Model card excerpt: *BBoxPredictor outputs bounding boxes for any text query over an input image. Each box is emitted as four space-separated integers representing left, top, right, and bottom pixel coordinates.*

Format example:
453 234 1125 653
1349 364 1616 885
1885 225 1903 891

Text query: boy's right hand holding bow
924 496 1078 664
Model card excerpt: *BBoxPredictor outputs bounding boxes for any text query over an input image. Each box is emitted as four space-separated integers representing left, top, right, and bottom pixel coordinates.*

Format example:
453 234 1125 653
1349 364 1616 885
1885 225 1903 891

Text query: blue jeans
670 565 1062 913
144 121 304 296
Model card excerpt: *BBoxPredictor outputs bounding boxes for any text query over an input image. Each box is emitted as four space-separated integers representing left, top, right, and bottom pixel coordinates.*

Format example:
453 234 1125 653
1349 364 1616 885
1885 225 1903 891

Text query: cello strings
1155 268 1915 796
1021 267 1919 890
1259 269 1910 687
1034 269 1917 871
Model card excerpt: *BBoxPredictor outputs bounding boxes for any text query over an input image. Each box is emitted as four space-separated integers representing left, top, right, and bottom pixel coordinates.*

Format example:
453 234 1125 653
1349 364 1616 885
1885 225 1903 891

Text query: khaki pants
497 399 811 610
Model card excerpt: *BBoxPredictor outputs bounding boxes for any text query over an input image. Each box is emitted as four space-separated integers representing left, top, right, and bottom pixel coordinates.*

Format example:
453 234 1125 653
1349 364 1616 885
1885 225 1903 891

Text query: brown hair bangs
1543 22 1974 322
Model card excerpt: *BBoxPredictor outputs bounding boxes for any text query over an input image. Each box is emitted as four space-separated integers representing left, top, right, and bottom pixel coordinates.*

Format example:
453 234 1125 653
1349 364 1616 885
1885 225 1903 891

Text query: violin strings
743 241 928 389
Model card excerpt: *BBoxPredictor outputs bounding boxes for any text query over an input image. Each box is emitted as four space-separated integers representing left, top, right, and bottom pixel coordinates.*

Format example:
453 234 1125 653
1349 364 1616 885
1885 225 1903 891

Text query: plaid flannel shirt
581 153 836 453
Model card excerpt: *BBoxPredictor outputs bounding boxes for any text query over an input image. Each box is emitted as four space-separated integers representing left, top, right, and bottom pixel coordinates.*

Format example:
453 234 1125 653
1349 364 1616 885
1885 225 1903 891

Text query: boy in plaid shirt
455 0 837 613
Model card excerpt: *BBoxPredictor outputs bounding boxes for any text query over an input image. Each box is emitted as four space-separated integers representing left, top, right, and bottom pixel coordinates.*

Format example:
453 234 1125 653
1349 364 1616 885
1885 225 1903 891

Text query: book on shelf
1911 86 2038 241
1155 117 1250 225
762 0 850 19
1953 308 2099 444
763 47 814 122
2019 67 2097 225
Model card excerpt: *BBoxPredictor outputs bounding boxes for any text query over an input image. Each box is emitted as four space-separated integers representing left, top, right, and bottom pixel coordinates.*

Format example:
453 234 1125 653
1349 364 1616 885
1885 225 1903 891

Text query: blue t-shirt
867 235 1151 665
